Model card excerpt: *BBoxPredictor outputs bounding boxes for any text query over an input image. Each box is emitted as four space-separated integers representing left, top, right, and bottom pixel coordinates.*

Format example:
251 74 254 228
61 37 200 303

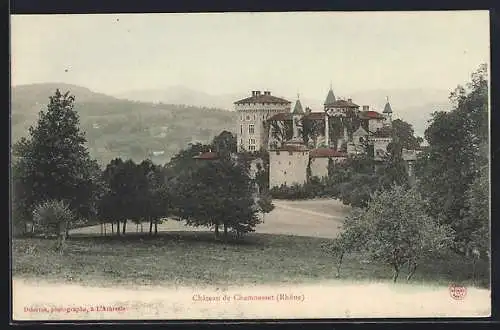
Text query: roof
193 151 219 160
353 126 368 136
303 112 326 120
268 112 293 121
327 99 359 108
359 110 385 120
234 94 291 105
371 126 393 138
383 101 393 113
324 89 336 105
271 141 309 152
310 148 347 158
292 99 304 114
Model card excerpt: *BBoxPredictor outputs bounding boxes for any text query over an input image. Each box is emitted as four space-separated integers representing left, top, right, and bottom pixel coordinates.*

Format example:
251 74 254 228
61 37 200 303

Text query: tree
461 164 489 256
270 120 293 147
32 199 75 254
99 158 143 236
302 118 325 147
415 64 488 251
348 185 454 282
257 191 275 224
321 208 367 277
12 89 102 232
211 130 237 158
174 157 260 242
391 119 424 150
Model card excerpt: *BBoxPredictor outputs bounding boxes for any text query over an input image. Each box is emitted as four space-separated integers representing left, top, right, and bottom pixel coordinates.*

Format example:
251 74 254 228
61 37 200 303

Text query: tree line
12 90 273 252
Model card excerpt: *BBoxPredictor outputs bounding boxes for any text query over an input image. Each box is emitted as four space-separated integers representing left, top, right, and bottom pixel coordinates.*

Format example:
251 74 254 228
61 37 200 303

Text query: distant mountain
115 85 240 111
11 83 237 166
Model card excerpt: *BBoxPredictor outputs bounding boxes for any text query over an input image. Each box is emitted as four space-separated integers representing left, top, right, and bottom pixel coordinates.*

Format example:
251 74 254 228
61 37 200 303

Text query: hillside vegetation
11 83 237 166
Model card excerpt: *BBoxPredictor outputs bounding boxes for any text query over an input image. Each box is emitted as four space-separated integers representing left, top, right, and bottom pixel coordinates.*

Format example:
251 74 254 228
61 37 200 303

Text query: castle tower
234 90 291 152
323 85 336 147
383 96 393 124
292 94 304 140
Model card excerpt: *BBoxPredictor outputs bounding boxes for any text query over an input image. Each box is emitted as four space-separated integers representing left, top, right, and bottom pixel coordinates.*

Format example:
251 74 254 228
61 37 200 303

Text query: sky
11 11 490 99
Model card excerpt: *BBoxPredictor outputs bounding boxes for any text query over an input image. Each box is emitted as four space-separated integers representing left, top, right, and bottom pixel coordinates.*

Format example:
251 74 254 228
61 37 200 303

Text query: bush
269 177 337 200
32 200 75 253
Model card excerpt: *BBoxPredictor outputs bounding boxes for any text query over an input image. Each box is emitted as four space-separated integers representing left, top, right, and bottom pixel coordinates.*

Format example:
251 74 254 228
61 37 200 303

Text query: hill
11 83 238 166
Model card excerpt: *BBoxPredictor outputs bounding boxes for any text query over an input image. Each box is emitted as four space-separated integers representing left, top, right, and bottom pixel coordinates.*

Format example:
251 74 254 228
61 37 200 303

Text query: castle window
246 115 251 121
284 171 287 175
289 161 291 165
254 114 256 120
249 145 256 151
240 125 243 135
276 151 280 155
249 138 256 145
249 125 255 134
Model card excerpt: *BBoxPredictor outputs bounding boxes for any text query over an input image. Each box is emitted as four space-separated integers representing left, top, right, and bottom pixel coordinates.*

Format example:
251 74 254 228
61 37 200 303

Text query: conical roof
324 88 336 106
292 98 304 114
383 98 393 113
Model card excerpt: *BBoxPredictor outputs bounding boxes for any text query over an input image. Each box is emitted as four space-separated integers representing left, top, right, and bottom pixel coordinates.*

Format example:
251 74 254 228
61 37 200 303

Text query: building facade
235 91 291 152
233 86 422 189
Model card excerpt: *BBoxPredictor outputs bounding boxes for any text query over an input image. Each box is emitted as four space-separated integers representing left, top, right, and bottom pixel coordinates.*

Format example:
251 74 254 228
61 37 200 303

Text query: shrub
32 199 75 253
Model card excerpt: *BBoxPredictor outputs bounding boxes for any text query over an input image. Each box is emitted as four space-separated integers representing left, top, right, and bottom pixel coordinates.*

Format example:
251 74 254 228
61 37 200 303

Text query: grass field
12 231 490 289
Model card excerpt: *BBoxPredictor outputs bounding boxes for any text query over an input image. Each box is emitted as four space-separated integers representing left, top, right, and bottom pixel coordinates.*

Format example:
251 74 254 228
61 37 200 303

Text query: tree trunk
122 220 127 235
101 223 103 236
214 223 219 238
223 223 228 244
149 218 153 235
116 221 120 236
406 262 418 281
336 251 344 278
472 258 477 285
154 222 158 235
141 222 144 233
393 265 400 283
104 222 107 236
111 222 114 234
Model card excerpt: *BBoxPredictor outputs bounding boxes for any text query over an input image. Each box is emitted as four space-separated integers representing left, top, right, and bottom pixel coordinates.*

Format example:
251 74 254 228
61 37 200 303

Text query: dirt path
70 199 348 240
13 278 490 320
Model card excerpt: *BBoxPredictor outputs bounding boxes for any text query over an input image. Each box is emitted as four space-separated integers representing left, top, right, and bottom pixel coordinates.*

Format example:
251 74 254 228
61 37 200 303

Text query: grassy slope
12 232 490 289
11 83 237 166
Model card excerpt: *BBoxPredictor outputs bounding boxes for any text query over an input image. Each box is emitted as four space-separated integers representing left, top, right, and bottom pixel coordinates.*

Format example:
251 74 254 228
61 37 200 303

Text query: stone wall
269 150 309 188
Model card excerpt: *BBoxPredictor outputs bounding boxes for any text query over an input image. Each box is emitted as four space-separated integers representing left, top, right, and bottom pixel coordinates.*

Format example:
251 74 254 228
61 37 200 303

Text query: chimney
348 98 352 102
264 91 271 95
252 91 256 96
256 91 262 96
363 105 369 111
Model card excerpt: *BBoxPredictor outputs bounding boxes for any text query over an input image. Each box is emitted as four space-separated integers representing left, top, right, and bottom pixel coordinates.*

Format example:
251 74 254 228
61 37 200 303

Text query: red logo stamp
449 284 467 300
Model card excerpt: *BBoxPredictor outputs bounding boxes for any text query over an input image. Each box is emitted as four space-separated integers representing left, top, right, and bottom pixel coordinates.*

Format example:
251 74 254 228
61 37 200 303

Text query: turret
383 96 393 124
292 94 304 140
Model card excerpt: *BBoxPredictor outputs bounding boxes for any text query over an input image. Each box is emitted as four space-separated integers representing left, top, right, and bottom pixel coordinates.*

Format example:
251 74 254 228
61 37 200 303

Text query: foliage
270 120 293 147
460 164 489 256
211 130 237 160
173 157 260 241
415 64 488 250
32 199 75 253
326 185 455 282
302 117 325 147
12 89 103 231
